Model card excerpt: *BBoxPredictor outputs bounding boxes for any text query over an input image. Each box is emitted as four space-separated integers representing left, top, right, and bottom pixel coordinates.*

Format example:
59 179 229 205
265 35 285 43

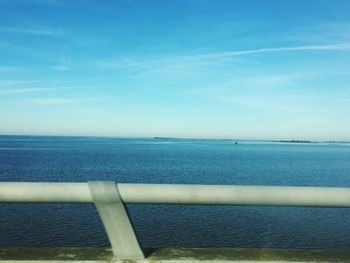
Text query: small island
153 137 176 141
274 140 313 143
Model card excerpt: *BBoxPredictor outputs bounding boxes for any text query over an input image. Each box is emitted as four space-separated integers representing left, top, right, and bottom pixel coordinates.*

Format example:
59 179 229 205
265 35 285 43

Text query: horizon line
0 133 349 143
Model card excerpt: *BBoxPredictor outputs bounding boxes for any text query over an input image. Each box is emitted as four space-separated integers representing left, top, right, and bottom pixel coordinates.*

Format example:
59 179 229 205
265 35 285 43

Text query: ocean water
0 135 350 249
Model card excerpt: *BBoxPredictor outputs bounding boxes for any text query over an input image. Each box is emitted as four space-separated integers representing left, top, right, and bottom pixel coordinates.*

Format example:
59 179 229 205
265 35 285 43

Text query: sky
0 0 350 140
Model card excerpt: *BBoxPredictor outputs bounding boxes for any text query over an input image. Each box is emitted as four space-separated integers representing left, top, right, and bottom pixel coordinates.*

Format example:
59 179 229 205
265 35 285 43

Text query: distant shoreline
0 134 349 144
152 137 350 144
271 140 313 143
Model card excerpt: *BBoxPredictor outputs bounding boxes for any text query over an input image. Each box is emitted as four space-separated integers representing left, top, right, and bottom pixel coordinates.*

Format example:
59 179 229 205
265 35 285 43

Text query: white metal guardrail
1 181 350 259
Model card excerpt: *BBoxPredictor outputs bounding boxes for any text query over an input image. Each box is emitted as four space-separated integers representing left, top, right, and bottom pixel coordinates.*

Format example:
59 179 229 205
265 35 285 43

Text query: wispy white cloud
216 74 300 88
51 65 73 71
0 80 73 95
31 0 63 5
1 27 66 36
50 46 73 71
0 66 32 72
28 98 77 105
288 22 350 43
0 0 64 6
188 43 350 60
0 80 41 87
94 43 350 76
0 88 54 95
189 78 350 113
27 97 109 105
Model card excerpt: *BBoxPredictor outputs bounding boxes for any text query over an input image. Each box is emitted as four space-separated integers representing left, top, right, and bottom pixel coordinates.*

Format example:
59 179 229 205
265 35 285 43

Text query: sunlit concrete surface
0 248 112 262
1 248 350 263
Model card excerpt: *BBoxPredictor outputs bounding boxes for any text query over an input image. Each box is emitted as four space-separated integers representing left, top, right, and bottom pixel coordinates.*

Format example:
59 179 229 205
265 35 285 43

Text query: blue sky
1 0 350 140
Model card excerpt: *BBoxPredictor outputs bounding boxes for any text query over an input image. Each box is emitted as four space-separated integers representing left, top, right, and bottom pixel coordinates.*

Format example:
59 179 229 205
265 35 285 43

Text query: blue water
1 135 350 249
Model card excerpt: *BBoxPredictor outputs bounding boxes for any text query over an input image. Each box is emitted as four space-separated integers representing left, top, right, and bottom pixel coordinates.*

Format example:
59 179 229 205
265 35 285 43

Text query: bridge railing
1 181 350 259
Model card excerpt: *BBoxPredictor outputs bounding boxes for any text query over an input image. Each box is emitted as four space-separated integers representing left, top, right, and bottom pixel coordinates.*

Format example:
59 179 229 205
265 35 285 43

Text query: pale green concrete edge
1 248 350 262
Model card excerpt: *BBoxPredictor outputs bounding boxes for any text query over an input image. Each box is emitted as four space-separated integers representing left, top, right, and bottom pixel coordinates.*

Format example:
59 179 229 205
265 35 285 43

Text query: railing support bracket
88 181 144 260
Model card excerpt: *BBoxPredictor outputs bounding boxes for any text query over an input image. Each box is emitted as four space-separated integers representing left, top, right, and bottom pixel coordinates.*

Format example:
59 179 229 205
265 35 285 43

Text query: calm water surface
0 135 350 249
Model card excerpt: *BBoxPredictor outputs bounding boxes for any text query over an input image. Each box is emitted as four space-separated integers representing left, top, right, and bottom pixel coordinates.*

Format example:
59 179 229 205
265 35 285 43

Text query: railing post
88 181 144 260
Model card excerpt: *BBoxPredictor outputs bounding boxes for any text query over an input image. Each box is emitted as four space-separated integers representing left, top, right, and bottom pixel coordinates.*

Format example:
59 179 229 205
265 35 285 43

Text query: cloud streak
1 27 66 36
97 43 350 72
0 66 33 72
0 80 41 87
188 43 350 60
27 97 109 105
52 65 73 71
0 0 64 6
0 88 54 95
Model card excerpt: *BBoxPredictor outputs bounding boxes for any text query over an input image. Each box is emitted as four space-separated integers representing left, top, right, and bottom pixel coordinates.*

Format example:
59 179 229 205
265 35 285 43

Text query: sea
0 135 350 250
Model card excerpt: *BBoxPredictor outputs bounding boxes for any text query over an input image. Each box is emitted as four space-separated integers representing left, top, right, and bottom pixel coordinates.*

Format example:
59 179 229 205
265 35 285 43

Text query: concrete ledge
0 248 112 262
149 248 350 262
1 248 350 263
